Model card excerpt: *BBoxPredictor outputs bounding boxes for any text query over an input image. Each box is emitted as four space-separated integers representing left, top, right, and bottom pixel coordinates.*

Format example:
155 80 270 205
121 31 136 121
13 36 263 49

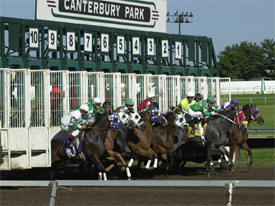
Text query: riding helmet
125 98 134 105
207 96 215 103
93 97 102 104
187 91 195 97
231 98 239 105
80 104 89 112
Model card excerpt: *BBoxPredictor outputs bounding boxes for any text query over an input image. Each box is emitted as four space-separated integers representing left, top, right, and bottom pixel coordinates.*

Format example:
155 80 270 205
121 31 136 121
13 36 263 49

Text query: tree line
217 39 275 80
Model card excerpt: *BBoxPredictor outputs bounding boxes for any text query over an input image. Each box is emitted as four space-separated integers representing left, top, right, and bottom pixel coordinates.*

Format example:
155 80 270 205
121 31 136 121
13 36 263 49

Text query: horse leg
91 155 106 181
241 142 252 168
229 144 238 165
218 145 233 170
206 142 214 173
106 150 132 179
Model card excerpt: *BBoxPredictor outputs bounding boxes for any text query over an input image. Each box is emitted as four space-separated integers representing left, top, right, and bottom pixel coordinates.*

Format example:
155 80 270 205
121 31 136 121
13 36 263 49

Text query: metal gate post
49 180 58 206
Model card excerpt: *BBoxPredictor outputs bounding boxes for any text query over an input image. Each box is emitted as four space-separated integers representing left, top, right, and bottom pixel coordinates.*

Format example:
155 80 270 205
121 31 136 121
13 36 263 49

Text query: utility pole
167 11 193 35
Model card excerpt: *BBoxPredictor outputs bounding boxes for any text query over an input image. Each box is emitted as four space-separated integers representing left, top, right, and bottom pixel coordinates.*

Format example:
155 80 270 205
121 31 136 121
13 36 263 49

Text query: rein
217 113 238 126
86 126 109 131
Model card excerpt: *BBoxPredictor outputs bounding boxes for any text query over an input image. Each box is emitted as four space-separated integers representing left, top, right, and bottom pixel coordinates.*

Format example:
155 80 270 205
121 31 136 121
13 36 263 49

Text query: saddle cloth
187 123 207 138
64 132 84 159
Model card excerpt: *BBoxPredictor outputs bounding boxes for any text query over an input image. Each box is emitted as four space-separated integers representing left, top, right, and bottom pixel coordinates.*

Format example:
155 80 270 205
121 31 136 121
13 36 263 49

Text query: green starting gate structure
0 0 224 170
0 16 219 76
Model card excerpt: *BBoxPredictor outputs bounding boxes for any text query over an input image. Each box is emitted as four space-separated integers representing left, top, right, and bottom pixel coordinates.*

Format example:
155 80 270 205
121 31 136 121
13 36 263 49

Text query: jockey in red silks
235 110 248 127
138 91 163 112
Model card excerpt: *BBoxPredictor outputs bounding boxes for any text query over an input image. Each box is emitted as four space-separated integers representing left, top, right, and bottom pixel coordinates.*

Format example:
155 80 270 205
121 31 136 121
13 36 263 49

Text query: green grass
229 94 275 134
236 148 275 167
184 148 275 167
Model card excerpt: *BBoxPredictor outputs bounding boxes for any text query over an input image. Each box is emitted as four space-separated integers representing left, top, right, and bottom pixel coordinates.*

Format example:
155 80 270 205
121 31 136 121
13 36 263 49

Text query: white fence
220 80 275 94
0 68 226 170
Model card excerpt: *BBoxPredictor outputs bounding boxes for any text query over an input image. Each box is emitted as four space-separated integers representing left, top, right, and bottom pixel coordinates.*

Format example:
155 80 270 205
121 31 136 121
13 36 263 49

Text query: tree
217 39 274 80
260 39 275 79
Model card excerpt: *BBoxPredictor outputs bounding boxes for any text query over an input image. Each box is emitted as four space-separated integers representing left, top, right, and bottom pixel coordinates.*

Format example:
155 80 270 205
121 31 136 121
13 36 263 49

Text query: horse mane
95 113 109 127
242 104 250 111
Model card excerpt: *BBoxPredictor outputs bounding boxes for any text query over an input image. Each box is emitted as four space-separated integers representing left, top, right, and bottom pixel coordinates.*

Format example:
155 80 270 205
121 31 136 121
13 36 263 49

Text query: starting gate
0 68 225 170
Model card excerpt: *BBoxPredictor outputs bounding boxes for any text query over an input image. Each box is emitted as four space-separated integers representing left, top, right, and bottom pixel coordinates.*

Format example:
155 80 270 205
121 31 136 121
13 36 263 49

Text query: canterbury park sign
36 0 167 32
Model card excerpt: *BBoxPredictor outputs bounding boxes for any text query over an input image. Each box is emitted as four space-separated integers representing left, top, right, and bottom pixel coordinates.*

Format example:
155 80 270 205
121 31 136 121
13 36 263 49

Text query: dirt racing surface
1 166 275 206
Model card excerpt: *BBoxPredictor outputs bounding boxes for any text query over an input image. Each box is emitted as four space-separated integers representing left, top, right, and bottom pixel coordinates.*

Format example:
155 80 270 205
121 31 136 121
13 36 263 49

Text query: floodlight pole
167 11 193 35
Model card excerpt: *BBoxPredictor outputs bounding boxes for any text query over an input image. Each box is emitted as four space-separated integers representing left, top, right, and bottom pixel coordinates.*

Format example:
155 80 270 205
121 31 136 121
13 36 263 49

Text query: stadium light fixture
167 11 193 35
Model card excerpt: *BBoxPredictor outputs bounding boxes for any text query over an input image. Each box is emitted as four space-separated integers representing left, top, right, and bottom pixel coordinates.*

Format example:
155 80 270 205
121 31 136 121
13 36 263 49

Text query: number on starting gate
84 33 93 52
48 30 57 50
147 38 155 56
175 42 182 59
67 32 75 51
101 34 109 52
132 37 140 55
162 40 168 57
117 36 125 54
29 28 39 48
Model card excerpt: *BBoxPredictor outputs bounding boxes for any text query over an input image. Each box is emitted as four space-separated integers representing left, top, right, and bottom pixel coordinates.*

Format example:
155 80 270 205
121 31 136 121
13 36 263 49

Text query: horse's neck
243 110 252 124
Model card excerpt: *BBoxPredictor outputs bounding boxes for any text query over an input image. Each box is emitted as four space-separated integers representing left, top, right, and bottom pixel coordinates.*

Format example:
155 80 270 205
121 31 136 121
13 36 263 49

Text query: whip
216 113 238 126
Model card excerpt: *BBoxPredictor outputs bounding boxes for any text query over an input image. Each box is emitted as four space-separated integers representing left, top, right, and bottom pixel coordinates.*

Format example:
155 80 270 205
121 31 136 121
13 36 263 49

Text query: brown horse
151 111 176 169
227 104 264 168
51 113 112 180
127 110 158 170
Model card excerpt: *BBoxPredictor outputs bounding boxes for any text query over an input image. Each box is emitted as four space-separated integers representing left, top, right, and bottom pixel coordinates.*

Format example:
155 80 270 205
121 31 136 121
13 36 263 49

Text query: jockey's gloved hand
211 111 216 115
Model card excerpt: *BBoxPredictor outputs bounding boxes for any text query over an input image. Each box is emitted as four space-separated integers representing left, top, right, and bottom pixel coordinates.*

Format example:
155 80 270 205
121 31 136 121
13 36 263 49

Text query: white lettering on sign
37 0 167 33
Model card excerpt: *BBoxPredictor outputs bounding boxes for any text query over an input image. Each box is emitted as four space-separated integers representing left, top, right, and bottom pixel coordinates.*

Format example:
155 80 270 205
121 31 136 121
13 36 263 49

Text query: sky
0 0 274 55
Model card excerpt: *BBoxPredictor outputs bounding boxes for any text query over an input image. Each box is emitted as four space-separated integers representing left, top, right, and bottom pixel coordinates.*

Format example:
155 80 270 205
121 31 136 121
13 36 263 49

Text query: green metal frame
0 17 219 76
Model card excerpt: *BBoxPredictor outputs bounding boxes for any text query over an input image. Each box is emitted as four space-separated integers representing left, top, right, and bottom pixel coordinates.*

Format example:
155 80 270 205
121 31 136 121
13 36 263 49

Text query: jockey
87 97 102 113
187 96 221 142
115 98 135 114
61 104 89 143
177 91 195 113
96 101 113 115
86 97 102 124
222 98 239 111
137 91 163 111
194 93 203 103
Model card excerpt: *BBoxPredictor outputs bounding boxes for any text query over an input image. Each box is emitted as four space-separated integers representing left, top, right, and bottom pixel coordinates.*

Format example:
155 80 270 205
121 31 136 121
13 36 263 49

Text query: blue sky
0 0 274 55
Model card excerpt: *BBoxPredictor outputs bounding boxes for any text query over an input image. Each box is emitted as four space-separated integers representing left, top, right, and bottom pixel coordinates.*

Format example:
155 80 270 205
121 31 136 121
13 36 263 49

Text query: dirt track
1 166 275 206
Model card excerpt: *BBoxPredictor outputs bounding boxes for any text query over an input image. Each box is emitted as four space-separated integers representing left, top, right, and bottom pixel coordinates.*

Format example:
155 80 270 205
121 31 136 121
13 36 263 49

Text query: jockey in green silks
187 96 221 143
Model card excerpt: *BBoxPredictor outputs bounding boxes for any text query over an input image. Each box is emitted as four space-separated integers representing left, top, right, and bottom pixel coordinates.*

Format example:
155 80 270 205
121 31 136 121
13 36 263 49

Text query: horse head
243 104 264 125
173 112 188 129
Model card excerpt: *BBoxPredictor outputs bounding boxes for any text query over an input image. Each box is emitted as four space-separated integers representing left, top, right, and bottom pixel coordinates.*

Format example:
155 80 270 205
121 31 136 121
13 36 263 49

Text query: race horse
126 110 160 170
205 110 237 173
51 113 114 180
151 111 176 170
227 104 264 168
170 110 237 175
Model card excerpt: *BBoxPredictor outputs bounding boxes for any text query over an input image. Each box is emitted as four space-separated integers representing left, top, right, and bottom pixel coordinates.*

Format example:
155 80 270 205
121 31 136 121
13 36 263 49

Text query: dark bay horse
51 113 111 180
227 104 264 167
151 111 176 169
